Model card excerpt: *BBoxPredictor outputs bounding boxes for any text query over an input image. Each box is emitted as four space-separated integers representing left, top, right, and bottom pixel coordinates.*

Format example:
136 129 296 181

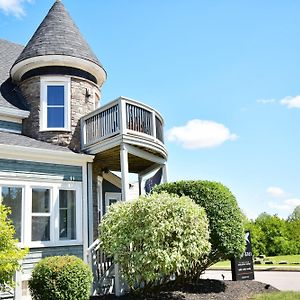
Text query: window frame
0 184 25 243
0 178 82 248
40 76 71 131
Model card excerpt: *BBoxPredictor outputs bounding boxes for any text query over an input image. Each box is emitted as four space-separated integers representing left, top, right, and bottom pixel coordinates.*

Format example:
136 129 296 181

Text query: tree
0 204 28 291
255 213 289 256
153 181 245 271
288 205 300 222
99 192 211 291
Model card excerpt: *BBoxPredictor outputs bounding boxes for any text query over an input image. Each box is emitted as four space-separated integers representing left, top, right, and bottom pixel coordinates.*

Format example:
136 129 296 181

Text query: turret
10 0 106 152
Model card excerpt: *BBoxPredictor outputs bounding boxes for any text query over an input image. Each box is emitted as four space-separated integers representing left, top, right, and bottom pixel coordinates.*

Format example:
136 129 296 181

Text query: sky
1 0 300 220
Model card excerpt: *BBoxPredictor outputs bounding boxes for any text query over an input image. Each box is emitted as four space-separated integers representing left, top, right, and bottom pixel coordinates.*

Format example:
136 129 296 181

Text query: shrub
29 255 92 300
0 204 28 291
153 181 245 269
99 192 211 291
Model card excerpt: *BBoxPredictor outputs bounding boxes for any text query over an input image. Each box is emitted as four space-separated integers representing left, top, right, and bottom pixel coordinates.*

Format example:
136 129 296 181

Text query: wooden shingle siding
0 159 82 181
0 120 22 133
22 246 84 275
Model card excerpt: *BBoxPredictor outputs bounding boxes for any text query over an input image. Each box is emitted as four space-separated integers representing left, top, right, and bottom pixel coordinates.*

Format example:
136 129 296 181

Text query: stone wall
20 75 100 152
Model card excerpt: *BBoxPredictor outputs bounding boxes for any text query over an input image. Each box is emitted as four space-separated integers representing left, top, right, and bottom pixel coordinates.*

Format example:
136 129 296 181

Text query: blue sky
1 0 300 219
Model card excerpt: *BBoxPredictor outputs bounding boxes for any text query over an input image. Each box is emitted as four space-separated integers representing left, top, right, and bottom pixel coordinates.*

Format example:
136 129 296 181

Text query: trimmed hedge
153 181 245 268
99 192 211 291
29 255 92 300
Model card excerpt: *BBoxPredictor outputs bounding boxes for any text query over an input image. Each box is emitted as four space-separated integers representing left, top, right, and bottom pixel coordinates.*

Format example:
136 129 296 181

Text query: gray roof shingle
0 39 28 111
13 0 103 68
0 131 73 152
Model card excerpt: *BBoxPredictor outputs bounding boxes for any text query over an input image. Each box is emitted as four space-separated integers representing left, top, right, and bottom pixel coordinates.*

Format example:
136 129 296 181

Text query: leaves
0 204 28 291
99 192 211 291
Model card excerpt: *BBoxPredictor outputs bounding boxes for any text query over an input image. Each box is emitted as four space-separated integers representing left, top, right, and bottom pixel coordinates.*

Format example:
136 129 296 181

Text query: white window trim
40 76 71 131
0 178 83 248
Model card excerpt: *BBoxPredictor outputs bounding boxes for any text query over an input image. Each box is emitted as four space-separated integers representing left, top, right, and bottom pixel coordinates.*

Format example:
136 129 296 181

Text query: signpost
231 231 255 281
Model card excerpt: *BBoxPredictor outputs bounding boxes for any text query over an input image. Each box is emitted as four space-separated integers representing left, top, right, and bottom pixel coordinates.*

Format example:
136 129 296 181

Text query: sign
231 231 255 281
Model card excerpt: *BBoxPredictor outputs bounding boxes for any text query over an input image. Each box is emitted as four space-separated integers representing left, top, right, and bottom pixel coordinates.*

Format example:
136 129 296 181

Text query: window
31 188 51 241
59 190 76 240
40 77 70 131
0 179 82 247
0 186 23 241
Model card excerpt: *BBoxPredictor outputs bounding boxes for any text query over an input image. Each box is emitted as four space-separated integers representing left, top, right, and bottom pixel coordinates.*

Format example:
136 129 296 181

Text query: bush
99 192 211 291
0 204 28 291
153 181 245 269
29 255 92 300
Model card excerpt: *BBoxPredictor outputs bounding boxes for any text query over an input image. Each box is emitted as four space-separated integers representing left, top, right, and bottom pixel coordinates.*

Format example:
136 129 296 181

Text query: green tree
288 205 300 222
255 213 289 256
153 181 245 270
245 220 266 256
99 192 211 291
0 204 28 291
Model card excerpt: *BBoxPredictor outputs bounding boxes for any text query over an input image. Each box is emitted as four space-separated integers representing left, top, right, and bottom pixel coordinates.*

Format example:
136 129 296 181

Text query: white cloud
280 95 300 109
257 99 276 105
266 186 285 198
0 0 32 17
167 119 238 149
268 198 300 212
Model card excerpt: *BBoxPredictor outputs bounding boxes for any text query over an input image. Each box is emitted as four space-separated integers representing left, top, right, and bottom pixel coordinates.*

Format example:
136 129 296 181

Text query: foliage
246 213 300 256
153 180 245 267
288 205 300 221
99 192 211 291
28 255 92 300
0 204 28 291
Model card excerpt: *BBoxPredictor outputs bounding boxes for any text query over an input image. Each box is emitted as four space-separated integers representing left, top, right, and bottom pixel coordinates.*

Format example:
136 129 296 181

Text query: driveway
202 270 300 291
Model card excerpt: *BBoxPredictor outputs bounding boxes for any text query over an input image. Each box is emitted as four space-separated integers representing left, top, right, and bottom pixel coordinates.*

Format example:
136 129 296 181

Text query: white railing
81 97 164 148
87 239 114 295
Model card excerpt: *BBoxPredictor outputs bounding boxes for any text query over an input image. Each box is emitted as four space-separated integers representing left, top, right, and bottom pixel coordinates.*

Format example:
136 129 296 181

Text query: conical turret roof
11 0 106 84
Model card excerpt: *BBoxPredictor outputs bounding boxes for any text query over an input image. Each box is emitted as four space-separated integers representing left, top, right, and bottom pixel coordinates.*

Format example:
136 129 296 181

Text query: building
0 1 167 298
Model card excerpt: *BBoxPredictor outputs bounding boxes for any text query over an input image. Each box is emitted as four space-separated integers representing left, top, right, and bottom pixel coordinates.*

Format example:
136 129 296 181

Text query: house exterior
0 1 167 298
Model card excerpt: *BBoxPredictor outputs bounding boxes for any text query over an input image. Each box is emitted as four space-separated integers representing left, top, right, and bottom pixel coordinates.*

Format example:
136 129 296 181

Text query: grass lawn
210 255 300 270
251 291 300 299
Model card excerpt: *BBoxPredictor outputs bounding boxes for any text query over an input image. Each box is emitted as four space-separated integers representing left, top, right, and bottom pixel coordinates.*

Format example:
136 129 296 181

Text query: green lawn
210 255 300 269
251 292 300 299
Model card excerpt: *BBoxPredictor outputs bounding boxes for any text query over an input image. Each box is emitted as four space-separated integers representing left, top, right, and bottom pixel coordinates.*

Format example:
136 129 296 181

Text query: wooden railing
87 239 114 295
81 97 164 148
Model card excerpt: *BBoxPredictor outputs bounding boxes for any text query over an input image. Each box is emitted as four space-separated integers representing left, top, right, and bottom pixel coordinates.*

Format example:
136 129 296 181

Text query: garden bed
91 279 279 300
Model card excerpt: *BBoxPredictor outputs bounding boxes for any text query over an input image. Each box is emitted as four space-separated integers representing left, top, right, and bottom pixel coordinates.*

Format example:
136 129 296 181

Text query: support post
138 174 143 196
87 162 94 246
120 143 129 202
162 163 168 183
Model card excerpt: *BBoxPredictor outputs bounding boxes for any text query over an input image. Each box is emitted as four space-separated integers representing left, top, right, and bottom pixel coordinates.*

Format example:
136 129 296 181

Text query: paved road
202 270 300 291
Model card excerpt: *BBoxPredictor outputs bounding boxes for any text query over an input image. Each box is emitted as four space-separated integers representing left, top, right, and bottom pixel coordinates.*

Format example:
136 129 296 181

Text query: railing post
81 118 86 148
152 111 156 140
120 98 127 135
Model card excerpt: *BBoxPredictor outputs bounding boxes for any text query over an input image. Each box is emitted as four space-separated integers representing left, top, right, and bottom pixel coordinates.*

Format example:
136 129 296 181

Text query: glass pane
32 189 50 213
59 190 76 240
47 85 64 105
32 216 50 241
1 187 22 241
47 107 64 128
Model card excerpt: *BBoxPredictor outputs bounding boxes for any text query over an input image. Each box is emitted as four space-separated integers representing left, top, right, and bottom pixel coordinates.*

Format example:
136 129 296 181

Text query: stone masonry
20 75 100 152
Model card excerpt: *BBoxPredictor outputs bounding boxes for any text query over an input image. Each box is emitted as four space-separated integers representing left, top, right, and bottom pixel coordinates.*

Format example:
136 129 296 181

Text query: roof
0 131 73 152
13 0 103 69
0 39 28 111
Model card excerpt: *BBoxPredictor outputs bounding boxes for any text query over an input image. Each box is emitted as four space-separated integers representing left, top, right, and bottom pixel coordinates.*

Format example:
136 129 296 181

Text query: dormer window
40 77 71 131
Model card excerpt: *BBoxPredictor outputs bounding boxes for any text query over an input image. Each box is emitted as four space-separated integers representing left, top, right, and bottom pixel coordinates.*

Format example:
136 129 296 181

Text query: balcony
81 97 167 162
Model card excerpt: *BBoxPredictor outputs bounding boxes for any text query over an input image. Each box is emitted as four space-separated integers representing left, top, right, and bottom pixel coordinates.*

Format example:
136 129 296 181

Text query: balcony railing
81 97 164 149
